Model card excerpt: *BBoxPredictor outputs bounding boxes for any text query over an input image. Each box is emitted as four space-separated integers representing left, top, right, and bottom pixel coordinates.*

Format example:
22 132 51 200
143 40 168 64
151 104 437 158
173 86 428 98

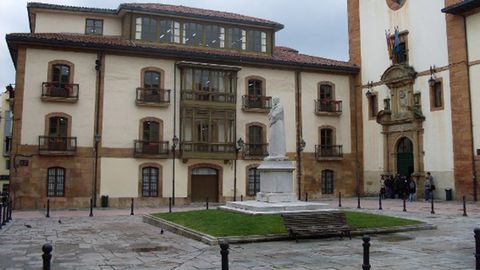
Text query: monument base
220 200 331 215
255 192 297 203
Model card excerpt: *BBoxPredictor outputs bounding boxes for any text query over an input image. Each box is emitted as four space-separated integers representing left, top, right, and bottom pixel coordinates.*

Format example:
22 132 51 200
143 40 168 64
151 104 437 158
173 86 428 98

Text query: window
159 20 180 43
143 121 160 142
321 170 334 194
247 79 264 108
144 71 161 89
320 128 333 146
318 83 334 111
135 17 157 41
430 79 444 110
247 167 261 196
247 30 267 52
205 25 225 48
248 125 265 156
183 23 204 46
49 117 68 137
47 167 65 197
52 65 70 88
227 28 246 50
142 167 159 197
85 19 103 35
368 94 378 119
5 159 10 170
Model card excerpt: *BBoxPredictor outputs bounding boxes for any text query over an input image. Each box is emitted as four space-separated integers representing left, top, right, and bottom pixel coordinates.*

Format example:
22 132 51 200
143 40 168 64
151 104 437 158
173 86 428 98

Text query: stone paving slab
0 199 479 269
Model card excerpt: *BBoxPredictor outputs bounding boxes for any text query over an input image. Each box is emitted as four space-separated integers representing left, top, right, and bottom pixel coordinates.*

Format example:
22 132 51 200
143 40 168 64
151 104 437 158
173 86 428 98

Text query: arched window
247 78 265 108
47 167 65 197
144 71 161 89
248 125 265 156
52 64 71 88
247 166 261 196
317 82 336 112
45 114 72 151
320 128 334 146
321 170 334 194
142 167 159 197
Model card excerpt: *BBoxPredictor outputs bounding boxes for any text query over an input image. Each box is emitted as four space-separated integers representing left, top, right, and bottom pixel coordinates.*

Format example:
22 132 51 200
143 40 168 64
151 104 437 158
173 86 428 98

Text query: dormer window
159 20 181 43
227 28 246 50
85 19 103 35
183 22 204 46
205 25 225 48
136 17 157 41
247 30 267 52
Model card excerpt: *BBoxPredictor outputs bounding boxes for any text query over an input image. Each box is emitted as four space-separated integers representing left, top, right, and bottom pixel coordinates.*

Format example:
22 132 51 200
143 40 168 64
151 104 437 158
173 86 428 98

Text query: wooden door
191 168 218 202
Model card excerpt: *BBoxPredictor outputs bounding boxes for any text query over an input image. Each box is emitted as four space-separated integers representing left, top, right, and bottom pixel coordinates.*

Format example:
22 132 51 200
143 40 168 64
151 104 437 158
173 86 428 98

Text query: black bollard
362 235 371 270
475 228 480 270
8 199 12 221
42 243 53 270
240 195 243 202
463 196 468 217
89 198 93 217
130 198 134 216
1 201 5 226
0 203 3 229
219 239 229 270
357 193 361 209
46 199 50 218
378 193 383 210
305 193 308 202
403 194 407 212
430 192 435 214
206 197 209 210
169 197 172 213
4 199 9 223
338 192 342 208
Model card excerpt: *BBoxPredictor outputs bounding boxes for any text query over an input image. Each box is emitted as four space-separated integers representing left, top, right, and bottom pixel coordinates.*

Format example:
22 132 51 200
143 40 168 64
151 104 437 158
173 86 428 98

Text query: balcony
41 82 79 102
243 143 269 159
181 142 236 160
315 145 343 160
136 88 171 107
181 90 236 108
242 95 272 112
314 99 342 116
38 136 77 155
134 140 169 158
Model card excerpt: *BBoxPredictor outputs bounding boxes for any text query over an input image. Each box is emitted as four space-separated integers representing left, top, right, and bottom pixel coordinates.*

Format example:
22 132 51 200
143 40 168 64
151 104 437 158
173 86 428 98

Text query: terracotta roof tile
6 33 358 73
119 3 283 29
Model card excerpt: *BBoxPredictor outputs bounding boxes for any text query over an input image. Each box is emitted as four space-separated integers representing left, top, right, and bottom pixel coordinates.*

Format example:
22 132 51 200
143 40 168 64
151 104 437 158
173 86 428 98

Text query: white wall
467 13 480 152
22 48 97 147
301 72 352 153
34 11 122 36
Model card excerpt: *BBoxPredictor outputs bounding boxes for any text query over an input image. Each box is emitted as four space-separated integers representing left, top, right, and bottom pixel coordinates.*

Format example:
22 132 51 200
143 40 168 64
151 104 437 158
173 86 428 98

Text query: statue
266 96 286 160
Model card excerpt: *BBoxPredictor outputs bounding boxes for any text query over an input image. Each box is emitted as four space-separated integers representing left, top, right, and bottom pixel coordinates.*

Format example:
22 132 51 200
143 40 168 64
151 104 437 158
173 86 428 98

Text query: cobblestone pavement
1 198 479 269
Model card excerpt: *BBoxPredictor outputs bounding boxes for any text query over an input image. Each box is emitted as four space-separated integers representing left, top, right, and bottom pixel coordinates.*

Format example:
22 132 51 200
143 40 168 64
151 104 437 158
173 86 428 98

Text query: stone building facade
6 3 360 209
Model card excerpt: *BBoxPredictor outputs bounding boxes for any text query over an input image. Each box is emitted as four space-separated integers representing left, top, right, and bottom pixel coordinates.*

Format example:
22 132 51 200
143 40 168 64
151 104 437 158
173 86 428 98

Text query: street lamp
234 138 244 201
171 135 179 206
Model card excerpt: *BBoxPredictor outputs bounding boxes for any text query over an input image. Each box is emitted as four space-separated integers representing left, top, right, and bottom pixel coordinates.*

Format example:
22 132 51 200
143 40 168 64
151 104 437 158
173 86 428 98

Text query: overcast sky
0 0 349 89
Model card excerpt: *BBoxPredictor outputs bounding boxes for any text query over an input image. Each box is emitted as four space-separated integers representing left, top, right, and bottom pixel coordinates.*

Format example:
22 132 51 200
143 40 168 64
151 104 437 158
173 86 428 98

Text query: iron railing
38 136 77 153
242 95 272 110
136 88 171 105
314 99 342 113
41 82 79 100
243 143 269 158
315 145 343 159
181 90 236 104
181 142 236 153
134 140 169 157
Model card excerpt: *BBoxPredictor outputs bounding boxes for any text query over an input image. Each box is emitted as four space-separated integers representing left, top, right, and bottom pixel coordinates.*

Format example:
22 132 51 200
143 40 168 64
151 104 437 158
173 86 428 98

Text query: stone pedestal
256 160 296 203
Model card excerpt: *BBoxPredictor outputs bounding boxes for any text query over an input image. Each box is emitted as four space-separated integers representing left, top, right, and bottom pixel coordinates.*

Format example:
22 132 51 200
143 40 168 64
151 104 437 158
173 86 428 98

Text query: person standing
408 178 416 202
424 172 434 201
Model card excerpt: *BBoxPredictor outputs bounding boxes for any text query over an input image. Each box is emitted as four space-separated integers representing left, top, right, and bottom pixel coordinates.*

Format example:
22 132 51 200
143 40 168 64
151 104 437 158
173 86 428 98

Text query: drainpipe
172 61 178 205
463 15 477 201
295 70 302 200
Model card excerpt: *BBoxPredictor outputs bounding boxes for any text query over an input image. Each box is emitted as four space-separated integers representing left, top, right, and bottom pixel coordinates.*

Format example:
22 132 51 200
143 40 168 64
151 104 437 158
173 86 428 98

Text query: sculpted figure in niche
266 96 286 161
398 89 408 113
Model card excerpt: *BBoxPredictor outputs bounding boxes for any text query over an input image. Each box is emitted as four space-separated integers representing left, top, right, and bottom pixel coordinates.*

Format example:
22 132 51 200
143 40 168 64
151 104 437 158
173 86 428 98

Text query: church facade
348 0 480 199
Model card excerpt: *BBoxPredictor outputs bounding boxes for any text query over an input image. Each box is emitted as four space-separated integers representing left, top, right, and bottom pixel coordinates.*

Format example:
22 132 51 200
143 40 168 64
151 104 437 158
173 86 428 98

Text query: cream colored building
0 88 13 194
7 3 360 209
348 0 480 200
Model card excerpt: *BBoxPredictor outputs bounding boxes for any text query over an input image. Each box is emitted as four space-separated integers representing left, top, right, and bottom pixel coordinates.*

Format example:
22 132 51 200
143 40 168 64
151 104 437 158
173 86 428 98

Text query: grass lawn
153 210 423 237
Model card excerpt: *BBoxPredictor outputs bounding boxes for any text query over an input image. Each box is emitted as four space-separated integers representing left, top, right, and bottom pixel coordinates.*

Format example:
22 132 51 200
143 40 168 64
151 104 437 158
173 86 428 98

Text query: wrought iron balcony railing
242 95 272 110
181 90 236 104
315 145 343 159
134 140 169 157
136 88 171 106
314 99 342 114
41 82 79 101
181 142 235 153
243 143 269 158
38 136 77 154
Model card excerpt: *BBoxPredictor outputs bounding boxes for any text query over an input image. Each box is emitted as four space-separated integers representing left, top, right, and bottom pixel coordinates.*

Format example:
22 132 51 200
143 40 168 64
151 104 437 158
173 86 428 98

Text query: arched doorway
396 137 414 177
191 167 219 202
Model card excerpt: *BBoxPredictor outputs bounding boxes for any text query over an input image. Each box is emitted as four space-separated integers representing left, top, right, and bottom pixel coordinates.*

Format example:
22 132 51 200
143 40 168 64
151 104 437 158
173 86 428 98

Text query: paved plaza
1 198 479 269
